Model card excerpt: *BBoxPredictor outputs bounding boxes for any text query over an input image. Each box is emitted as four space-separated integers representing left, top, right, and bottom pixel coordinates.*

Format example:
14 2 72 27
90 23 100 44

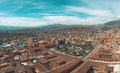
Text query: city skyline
0 0 120 27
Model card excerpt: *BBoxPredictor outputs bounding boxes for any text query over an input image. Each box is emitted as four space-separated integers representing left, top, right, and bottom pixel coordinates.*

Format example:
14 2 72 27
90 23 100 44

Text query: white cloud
82 0 120 17
0 14 118 27
0 15 116 27
0 0 119 27
43 16 114 25
0 17 47 27
43 16 85 25
66 6 113 17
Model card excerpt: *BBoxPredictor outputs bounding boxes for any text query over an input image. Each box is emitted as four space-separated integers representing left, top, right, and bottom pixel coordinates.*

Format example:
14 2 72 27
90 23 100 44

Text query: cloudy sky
0 0 120 27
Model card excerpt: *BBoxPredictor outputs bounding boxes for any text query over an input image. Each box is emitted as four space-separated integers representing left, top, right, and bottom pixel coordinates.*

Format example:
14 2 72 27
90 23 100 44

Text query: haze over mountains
0 25 28 30
0 19 120 30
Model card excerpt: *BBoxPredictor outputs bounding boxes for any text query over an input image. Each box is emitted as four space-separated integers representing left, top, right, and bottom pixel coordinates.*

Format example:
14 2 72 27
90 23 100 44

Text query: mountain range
0 20 120 30
0 25 28 30
104 20 120 27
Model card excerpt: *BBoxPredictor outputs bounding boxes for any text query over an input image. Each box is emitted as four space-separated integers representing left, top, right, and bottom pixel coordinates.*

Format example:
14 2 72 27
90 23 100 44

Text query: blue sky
0 0 120 27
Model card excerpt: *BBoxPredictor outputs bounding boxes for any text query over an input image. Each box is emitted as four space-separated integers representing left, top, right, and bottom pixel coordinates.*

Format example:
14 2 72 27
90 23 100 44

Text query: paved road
83 44 102 61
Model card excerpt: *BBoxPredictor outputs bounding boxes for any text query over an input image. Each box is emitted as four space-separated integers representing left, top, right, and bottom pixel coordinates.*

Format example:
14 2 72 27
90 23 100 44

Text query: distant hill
101 20 120 31
23 24 70 31
0 25 27 30
0 24 70 30
104 20 120 27
1 20 120 31
38 24 70 29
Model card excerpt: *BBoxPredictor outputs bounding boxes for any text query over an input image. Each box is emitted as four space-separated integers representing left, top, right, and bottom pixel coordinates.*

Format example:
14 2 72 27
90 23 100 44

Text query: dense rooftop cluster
0 25 120 73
